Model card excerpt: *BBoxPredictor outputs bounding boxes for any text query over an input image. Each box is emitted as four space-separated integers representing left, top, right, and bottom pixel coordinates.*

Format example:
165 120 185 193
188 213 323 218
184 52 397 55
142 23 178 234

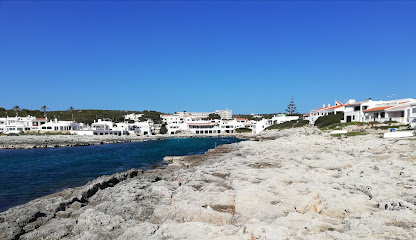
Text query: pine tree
160 124 168 134
285 97 297 115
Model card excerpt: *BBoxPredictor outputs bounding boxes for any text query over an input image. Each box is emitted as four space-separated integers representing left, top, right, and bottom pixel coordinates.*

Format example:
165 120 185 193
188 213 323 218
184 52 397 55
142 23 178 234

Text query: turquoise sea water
0 137 242 212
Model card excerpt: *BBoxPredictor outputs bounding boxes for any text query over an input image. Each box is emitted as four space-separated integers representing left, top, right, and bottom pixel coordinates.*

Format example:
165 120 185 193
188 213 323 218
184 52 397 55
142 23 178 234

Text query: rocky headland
1 127 416 239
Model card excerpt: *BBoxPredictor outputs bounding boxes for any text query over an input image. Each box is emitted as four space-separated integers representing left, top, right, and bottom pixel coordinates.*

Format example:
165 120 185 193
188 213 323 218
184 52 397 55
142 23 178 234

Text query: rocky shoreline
0 133 251 149
1 127 416 239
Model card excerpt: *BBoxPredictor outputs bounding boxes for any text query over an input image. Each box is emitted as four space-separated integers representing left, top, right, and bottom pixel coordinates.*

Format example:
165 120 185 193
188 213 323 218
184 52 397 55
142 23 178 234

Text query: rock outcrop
1 127 416 239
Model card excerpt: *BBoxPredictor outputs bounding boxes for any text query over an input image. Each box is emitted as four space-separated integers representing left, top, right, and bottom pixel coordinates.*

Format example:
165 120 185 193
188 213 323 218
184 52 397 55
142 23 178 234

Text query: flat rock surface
1 127 416 239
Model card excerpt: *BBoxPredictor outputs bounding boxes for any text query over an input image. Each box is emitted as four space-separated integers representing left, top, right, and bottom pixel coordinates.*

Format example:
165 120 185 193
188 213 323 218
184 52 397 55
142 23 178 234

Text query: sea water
0 137 242 212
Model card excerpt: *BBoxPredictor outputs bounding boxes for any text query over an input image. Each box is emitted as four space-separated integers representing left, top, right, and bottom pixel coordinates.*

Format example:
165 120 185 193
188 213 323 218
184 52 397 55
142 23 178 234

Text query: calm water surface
0 137 242 212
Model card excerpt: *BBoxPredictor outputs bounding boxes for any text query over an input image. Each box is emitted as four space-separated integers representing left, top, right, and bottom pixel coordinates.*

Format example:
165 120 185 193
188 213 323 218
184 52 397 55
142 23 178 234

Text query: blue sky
0 1 415 114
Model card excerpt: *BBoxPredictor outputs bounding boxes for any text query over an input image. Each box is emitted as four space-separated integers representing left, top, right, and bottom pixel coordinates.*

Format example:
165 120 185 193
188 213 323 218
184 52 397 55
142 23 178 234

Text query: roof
386 103 412 112
363 106 393 113
311 106 329 112
35 118 46 121
344 100 368 106
236 118 248 121
311 104 344 112
326 104 344 110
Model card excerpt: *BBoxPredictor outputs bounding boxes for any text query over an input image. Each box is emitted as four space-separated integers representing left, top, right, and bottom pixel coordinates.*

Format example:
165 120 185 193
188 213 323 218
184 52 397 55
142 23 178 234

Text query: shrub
236 128 252 133
265 119 308 130
314 113 344 128
159 124 168 134
293 120 309 128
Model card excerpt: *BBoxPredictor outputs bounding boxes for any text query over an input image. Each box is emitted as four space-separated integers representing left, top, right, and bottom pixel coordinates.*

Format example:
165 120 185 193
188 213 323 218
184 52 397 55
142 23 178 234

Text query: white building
251 114 299 134
341 98 415 124
410 102 416 128
0 116 83 134
271 114 299 125
307 101 345 124
39 118 85 132
188 121 225 134
71 119 130 136
184 109 232 120
132 121 153 136
124 113 143 122
307 97 416 125
0 116 37 134
363 99 416 123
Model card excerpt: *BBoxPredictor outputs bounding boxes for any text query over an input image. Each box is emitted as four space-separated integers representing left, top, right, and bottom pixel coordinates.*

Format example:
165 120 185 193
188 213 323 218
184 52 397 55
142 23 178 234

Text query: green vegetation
293 119 309 128
265 119 309 130
314 112 344 128
330 132 367 138
139 110 163 124
372 125 409 130
285 96 298 115
159 124 168 134
233 114 254 121
0 108 45 118
321 122 366 130
0 107 164 125
236 128 252 133
207 113 221 120
383 121 398 124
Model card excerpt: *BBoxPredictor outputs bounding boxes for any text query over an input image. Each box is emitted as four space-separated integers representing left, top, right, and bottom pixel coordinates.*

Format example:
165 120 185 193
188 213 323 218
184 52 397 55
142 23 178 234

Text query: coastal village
1 97 415 137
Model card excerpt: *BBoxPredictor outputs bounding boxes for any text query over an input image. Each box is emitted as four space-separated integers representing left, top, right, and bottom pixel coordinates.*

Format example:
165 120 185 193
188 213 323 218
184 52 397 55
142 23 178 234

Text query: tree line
0 106 163 125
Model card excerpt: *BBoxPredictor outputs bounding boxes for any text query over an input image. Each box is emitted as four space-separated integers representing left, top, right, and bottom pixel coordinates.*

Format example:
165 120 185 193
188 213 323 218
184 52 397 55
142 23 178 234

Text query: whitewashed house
341 99 370 123
271 114 299 125
0 116 85 134
132 121 153 136
124 113 143 122
31 118 48 131
0 116 37 134
251 119 273 134
362 98 416 123
39 118 84 132
410 102 416 128
187 121 224 134
71 119 129 136
308 101 345 124
177 109 232 120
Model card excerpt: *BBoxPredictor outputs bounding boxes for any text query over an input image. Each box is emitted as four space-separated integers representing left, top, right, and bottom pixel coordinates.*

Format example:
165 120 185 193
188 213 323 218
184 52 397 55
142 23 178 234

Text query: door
346 116 352 123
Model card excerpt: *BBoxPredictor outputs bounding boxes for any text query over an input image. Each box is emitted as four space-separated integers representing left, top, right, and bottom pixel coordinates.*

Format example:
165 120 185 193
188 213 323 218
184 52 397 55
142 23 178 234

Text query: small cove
0 137 242 212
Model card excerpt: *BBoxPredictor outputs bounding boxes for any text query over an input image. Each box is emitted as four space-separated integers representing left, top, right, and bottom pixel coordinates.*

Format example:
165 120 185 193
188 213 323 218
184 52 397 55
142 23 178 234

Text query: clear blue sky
0 1 415 114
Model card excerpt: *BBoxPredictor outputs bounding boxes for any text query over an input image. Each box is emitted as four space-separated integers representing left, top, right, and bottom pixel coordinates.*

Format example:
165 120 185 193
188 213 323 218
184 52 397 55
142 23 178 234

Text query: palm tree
41 105 48 117
68 107 74 121
13 106 21 117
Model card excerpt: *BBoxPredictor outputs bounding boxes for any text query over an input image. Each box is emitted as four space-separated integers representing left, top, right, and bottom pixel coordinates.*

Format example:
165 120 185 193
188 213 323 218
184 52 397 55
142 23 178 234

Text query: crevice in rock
6 169 142 240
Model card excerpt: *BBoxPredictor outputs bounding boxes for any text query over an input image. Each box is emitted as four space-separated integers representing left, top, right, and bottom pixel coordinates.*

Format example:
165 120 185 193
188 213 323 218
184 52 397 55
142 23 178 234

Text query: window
413 108 416 113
